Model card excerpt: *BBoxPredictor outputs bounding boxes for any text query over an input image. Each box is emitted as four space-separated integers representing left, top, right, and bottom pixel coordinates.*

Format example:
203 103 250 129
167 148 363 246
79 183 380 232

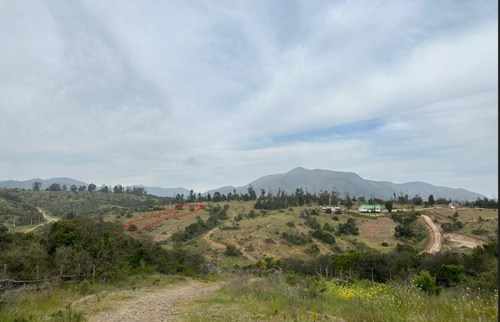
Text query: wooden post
60 265 63 277
349 267 352 278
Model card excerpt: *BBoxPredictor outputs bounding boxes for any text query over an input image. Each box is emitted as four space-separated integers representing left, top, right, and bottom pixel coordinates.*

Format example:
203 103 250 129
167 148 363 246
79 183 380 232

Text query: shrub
413 270 442 296
337 218 359 236
224 244 242 257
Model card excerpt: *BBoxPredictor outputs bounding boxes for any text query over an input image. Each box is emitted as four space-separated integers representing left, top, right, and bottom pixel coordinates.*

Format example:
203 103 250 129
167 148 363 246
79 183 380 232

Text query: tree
32 181 42 191
47 183 62 191
88 183 96 192
212 192 222 202
412 194 423 206
394 224 414 239
113 184 124 194
442 264 466 285
248 185 257 200
318 191 330 206
78 185 87 192
99 184 109 193
413 270 442 296
331 189 339 206
385 200 393 213
70 185 78 192
428 194 435 206
344 194 353 209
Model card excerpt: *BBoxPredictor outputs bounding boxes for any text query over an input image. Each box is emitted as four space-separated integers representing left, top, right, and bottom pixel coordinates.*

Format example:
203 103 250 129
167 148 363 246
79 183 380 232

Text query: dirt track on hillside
204 228 226 249
418 215 443 254
24 207 59 233
88 281 222 322
204 227 257 262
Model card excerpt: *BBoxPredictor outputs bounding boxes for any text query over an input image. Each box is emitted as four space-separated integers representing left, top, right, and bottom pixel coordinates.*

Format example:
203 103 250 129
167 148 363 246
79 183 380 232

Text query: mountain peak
287 167 309 174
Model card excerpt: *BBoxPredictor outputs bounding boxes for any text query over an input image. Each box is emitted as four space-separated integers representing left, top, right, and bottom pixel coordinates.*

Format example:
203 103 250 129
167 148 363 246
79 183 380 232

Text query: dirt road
204 228 225 249
88 281 221 322
204 228 257 262
24 207 59 233
418 214 443 254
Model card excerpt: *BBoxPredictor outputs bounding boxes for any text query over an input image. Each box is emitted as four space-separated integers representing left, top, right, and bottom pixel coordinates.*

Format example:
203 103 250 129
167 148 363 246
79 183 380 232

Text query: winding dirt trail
87 281 222 322
418 214 443 254
204 227 257 262
204 228 225 249
24 207 59 233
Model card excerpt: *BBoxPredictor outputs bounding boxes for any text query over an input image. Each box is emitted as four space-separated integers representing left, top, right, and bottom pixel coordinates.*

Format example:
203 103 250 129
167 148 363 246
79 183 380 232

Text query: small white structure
320 206 341 212
359 205 381 213
449 203 455 209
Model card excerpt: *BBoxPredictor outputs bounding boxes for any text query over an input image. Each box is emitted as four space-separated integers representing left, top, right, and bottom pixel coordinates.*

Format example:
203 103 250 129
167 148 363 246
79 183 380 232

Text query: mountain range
0 167 485 201
205 167 484 202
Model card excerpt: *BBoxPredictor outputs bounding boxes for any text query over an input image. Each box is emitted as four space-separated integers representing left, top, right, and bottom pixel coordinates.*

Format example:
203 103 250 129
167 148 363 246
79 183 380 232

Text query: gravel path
90 281 221 322
419 214 443 254
24 207 59 233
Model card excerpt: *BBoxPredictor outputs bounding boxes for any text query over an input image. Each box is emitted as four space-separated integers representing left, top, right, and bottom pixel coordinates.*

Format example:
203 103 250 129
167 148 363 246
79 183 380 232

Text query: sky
0 1 497 197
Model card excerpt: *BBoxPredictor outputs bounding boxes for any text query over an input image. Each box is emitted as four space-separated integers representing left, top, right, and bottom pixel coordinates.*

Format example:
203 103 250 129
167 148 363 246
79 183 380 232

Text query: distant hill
1 168 485 201
134 186 190 198
0 177 88 190
0 178 190 198
205 167 485 202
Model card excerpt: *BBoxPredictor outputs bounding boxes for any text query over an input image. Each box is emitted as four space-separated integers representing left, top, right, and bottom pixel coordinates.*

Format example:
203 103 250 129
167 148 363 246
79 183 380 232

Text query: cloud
0 1 497 197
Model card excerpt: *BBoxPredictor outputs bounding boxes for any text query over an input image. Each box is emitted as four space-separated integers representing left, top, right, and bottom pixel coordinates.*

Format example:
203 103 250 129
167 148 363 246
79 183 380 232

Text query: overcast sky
0 1 497 197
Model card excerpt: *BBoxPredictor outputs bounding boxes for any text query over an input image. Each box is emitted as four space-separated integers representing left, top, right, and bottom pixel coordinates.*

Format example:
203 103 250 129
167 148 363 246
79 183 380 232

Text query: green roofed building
359 205 382 213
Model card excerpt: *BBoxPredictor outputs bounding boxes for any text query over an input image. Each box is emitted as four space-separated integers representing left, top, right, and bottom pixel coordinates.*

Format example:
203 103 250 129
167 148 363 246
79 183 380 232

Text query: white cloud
0 1 497 197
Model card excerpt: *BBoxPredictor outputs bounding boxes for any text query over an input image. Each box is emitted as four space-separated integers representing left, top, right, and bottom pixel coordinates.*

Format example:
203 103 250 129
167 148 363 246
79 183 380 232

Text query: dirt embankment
86 281 222 322
24 207 59 233
418 214 443 254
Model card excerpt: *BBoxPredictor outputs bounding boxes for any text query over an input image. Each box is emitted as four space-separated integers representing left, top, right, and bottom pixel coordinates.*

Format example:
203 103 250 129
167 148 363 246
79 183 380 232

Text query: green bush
413 270 442 296
225 244 242 257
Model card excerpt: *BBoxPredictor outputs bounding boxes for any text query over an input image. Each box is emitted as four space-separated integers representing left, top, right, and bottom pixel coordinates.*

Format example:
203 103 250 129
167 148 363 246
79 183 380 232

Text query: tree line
32 182 147 196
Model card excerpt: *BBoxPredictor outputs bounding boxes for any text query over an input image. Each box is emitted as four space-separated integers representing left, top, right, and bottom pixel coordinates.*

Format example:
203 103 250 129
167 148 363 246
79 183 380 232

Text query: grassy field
181 273 498 321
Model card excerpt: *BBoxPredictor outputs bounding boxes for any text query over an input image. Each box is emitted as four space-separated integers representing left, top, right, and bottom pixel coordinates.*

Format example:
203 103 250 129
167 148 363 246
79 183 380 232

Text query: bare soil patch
444 233 487 248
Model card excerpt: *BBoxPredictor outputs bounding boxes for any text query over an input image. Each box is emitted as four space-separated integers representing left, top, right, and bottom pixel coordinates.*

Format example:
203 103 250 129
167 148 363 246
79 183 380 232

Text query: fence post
60 265 63 277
